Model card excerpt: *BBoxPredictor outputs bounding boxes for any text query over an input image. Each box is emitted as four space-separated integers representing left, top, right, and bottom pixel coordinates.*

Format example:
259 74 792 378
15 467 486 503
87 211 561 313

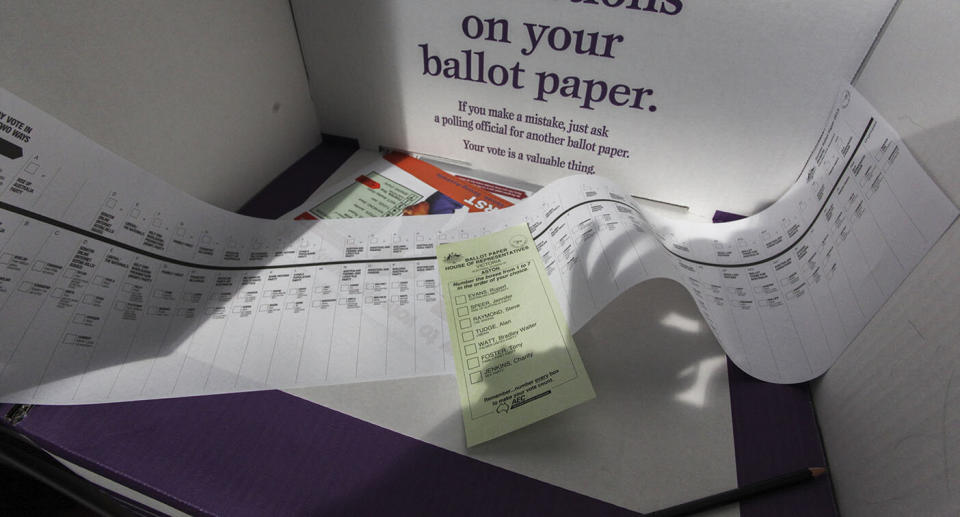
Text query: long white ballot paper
0 86 955 404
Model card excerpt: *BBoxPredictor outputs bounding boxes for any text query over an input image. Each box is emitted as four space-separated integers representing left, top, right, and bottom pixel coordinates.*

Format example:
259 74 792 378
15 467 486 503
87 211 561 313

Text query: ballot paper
438 225 594 446
0 86 956 404
285 153 513 220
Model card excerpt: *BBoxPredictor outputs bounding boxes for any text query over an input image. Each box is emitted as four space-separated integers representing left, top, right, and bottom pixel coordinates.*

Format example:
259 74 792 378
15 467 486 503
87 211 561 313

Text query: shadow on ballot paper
286 275 735 514
0 0 421 404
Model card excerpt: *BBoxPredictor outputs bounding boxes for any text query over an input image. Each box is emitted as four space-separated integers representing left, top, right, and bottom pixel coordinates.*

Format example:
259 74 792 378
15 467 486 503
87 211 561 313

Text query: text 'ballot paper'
438 225 595 446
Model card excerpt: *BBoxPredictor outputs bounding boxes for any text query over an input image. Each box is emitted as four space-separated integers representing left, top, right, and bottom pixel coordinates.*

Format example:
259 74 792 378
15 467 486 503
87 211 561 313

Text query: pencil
647 467 827 516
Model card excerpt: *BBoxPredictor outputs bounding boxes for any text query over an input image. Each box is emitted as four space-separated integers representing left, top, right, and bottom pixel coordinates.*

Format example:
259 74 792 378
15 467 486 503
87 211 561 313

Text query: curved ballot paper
0 86 956 405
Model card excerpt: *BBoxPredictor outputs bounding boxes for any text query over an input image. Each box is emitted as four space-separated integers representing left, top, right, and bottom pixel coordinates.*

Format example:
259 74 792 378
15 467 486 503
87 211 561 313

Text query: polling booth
1 1 958 515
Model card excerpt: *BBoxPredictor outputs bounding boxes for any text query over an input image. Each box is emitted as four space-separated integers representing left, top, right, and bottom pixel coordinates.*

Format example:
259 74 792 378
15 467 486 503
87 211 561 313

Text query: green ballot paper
438 224 595 447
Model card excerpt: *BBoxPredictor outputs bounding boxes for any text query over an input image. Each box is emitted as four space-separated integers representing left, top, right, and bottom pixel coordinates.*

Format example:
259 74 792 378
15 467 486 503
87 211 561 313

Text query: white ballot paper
0 86 955 404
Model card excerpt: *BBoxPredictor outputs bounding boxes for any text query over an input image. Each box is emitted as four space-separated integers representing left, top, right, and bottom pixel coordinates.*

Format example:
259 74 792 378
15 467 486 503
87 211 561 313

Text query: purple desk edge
1 143 836 516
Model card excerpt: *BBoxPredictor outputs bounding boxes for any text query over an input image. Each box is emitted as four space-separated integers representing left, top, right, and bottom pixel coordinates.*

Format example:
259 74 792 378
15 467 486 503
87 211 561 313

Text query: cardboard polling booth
1 1 959 514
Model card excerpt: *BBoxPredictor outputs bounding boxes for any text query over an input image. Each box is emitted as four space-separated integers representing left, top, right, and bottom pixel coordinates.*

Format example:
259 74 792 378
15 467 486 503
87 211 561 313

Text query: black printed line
0 200 437 270
530 118 875 270
0 117 872 275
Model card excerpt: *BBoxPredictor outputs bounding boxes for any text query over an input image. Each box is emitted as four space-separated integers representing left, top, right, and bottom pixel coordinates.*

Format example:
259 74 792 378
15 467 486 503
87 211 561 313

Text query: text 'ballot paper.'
438 225 595 446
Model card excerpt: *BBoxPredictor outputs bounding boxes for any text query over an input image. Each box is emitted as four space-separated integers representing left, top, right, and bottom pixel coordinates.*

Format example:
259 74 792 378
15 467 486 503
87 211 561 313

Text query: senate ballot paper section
0 86 956 405
438 225 594 446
